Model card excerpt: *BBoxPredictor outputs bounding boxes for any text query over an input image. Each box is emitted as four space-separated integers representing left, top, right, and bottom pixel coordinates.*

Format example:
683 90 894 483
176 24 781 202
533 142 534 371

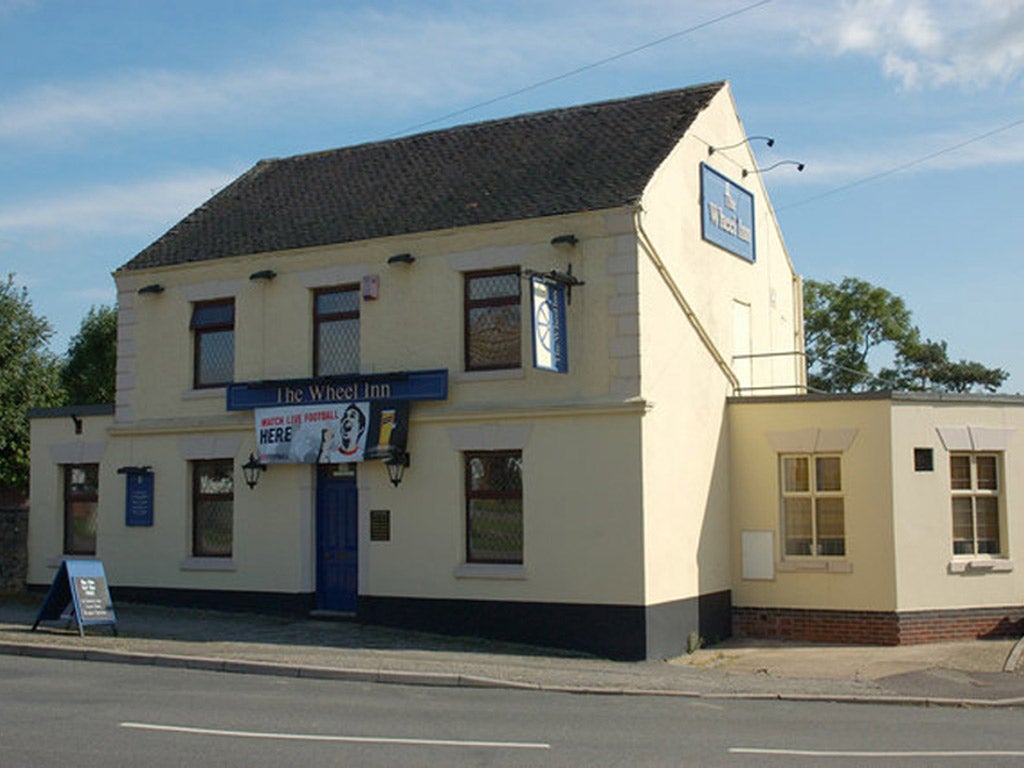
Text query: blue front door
316 465 358 612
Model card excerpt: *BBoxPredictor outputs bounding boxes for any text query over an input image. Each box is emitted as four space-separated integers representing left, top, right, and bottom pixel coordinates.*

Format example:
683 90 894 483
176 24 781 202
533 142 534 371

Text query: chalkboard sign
124 470 154 526
32 559 117 637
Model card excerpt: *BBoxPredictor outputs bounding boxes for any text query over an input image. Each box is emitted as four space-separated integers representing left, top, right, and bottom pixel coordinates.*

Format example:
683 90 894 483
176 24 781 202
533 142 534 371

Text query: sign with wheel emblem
530 276 568 373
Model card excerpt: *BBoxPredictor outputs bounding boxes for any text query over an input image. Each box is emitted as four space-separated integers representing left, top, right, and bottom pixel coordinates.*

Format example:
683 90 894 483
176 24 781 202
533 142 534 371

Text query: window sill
777 559 853 573
454 563 526 580
181 387 227 401
947 558 1013 574
452 368 524 384
180 557 236 572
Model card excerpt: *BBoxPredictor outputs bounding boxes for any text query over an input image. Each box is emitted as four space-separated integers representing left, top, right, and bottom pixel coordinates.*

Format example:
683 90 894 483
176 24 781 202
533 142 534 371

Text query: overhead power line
388 0 773 138
779 116 1024 211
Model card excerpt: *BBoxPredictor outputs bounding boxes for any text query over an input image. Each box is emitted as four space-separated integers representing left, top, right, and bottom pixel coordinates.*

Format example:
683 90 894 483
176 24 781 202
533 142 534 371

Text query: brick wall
734 605 1024 645
0 487 29 593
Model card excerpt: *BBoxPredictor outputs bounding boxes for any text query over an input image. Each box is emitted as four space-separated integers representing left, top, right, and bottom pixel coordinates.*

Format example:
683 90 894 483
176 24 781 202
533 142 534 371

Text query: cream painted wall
729 397 898 611
47 207 655 604
27 413 112 586
890 399 1024 611
633 84 802 606
115 211 630 426
362 410 646 604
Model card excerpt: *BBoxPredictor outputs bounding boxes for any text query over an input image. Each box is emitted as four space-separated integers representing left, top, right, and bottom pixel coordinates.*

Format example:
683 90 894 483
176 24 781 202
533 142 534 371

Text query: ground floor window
63 464 99 555
465 450 523 564
780 454 845 557
192 459 234 557
951 453 1001 556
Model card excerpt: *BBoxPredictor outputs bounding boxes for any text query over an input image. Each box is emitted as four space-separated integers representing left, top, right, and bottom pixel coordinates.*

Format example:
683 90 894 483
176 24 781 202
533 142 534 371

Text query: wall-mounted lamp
70 414 83 435
249 269 277 281
742 160 805 178
550 234 578 247
242 453 267 490
708 136 774 156
137 284 164 295
387 253 416 265
384 450 410 487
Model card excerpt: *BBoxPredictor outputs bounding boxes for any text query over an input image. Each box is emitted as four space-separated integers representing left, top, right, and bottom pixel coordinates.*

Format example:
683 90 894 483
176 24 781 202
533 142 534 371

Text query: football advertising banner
530 276 568 373
254 401 408 464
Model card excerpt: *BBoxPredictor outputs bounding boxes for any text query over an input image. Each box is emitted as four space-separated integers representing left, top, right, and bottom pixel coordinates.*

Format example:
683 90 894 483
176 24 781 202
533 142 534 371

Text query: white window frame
779 453 845 559
950 452 1003 558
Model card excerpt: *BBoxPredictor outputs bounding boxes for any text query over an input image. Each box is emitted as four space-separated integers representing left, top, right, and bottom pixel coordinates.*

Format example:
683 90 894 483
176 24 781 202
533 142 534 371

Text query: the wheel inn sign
226 369 448 411
700 163 755 263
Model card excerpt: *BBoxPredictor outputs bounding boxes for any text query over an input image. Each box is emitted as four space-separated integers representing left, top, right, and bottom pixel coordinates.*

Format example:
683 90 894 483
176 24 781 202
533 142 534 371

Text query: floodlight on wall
387 253 416 265
708 136 774 156
550 234 578 247
249 269 277 281
742 160 805 178
137 284 164 295
384 449 410 487
242 453 267 490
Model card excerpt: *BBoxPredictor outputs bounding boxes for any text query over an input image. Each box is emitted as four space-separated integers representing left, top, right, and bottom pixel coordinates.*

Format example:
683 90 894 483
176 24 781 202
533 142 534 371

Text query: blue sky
2 0 1022 390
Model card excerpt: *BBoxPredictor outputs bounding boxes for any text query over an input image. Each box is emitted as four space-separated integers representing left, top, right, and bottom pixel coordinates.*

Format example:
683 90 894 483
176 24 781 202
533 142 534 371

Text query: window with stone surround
464 268 521 371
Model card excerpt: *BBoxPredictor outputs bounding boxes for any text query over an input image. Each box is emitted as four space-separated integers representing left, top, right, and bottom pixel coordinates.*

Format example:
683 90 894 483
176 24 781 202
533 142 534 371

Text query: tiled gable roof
120 82 725 271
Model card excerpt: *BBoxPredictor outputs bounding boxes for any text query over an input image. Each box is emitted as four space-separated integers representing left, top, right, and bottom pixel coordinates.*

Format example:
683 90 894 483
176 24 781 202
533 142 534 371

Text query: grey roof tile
120 82 724 271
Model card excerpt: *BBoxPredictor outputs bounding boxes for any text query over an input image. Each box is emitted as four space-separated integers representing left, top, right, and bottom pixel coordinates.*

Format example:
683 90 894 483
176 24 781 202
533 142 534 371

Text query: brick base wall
734 605 1024 645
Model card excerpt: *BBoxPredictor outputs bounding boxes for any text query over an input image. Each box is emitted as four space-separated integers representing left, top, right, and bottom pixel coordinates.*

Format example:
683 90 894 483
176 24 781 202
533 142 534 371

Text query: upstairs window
191 299 234 388
64 464 99 555
464 268 521 371
951 453 1001 556
780 454 845 557
314 285 360 376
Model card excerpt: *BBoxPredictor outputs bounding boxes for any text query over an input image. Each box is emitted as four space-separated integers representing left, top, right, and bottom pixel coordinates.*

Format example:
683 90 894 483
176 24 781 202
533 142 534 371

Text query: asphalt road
3 656 1024 767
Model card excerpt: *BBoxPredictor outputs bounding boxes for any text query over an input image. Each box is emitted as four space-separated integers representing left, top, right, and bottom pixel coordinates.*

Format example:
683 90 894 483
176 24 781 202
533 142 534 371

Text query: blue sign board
227 368 448 411
32 559 117 637
530 277 568 373
700 163 756 263
124 470 154 527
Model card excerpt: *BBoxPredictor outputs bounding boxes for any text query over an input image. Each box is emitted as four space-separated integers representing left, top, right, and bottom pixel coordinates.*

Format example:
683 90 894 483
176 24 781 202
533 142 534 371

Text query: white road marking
731 747 1024 758
120 722 550 750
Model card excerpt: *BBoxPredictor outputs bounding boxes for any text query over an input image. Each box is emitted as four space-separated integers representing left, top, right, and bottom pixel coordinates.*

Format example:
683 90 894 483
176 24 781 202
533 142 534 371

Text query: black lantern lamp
242 453 267 489
384 450 410 487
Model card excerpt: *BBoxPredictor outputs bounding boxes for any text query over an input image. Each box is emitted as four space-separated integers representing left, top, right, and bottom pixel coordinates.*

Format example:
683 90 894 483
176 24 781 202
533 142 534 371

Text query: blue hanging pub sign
530 276 569 373
700 163 756 263
226 368 448 411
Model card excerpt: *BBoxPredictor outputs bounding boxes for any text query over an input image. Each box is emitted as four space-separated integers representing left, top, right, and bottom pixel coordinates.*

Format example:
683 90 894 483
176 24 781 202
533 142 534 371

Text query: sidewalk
2 595 1023 707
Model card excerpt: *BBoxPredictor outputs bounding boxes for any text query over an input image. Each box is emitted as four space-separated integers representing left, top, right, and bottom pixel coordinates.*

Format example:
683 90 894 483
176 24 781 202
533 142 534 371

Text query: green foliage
61 304 117 405
0 275 65 489
804 277 1008 394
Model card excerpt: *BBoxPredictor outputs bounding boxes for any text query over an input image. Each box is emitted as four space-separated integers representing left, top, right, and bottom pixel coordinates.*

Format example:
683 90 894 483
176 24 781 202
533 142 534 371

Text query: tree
803 277 914 392
804 277 1008 394
0 275 65 489
61 304 117 405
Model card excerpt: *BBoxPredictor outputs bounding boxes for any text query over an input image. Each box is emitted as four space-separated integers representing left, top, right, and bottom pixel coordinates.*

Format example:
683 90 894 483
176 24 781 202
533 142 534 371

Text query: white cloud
0 169 238 234
801 0 1024 89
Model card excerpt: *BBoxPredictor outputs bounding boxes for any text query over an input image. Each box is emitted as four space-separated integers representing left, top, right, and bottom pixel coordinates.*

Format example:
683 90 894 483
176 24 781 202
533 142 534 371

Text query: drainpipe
633 205 741 394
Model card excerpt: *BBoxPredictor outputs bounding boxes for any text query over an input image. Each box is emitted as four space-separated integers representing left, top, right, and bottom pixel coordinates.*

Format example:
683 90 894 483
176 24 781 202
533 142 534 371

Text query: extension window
780 454 845 557
951 453 1002 556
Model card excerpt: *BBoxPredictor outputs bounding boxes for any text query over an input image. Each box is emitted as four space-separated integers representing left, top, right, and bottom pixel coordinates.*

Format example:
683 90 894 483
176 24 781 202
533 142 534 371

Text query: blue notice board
32 559 117 637
124 470 154 526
